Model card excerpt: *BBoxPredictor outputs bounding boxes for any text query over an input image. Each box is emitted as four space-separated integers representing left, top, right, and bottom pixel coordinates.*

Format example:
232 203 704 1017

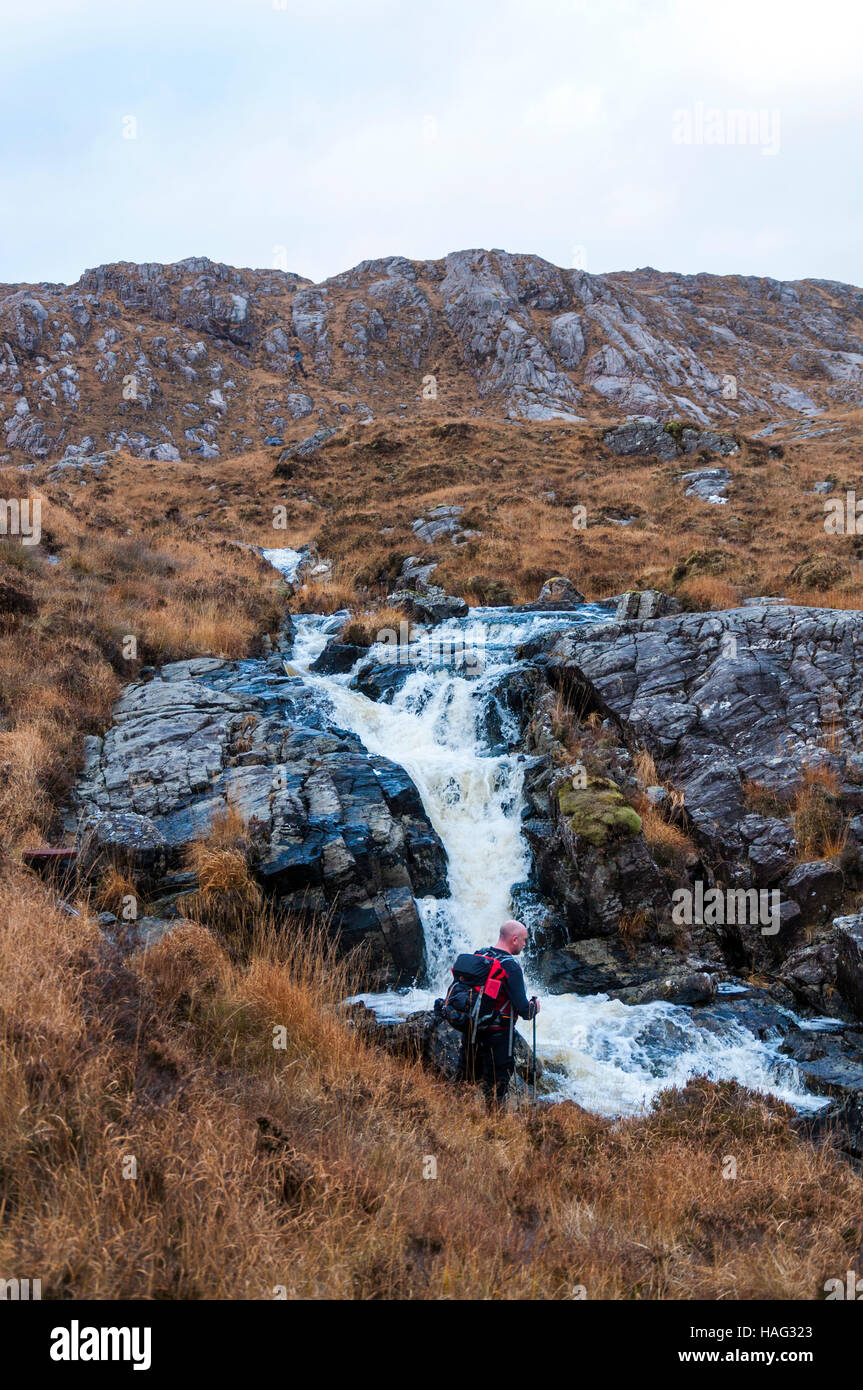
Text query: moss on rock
557 775 642 847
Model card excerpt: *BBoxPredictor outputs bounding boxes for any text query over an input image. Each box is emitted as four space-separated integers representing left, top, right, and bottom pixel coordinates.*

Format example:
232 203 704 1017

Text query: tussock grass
1 872 861 1299
792 767 848 861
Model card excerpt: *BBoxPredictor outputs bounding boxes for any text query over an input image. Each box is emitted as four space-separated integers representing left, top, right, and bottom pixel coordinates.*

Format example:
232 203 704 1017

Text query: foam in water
286 605 826 1118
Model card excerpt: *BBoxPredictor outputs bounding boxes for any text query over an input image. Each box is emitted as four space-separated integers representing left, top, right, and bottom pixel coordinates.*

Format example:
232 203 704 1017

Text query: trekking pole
531 1008 537 1090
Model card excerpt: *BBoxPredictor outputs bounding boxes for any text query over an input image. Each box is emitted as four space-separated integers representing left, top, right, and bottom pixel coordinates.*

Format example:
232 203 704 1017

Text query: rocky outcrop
544 605 863 859
603 418 739 461
614 589 679 621
522 761 668 943
3 251 862 464
73 653 448 983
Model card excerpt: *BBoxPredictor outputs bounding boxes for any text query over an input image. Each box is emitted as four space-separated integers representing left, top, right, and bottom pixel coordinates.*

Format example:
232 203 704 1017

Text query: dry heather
1 875 862 1301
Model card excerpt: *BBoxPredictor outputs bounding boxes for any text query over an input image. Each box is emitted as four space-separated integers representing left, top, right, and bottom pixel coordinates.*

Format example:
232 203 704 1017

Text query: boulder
388 587 468 624
614 589 679 621
779 939 839 1013
784 860 844 925
77 811 169 887
681 467 731 503
617 970 717 1007
310 641 368 675
538 576 585 605
412 505 464 544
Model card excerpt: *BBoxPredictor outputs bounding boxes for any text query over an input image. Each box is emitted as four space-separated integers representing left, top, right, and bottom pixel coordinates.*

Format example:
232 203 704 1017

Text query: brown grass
1 870 862 1300
792 767 848 861
185 805 263 933
0 466 284 855
2 413 863 1300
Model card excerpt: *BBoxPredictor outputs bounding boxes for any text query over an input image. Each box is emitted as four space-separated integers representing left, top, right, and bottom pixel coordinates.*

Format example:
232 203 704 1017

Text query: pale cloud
0 0 859 287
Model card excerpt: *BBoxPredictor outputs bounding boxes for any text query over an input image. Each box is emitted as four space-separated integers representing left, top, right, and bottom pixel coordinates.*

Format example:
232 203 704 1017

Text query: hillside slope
2 251 863 466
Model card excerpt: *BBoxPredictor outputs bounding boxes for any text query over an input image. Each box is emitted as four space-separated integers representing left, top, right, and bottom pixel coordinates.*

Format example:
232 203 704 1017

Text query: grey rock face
780 939 839 1013
835 914 863 1019
545 605 863 858
681 467 731 503
412 505 464 544
603 419 739 461
74 659 448 982
784 860 844 925
3 251 862 465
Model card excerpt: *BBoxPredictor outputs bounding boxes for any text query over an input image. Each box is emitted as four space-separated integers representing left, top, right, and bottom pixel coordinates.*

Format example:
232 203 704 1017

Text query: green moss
557 775 642 847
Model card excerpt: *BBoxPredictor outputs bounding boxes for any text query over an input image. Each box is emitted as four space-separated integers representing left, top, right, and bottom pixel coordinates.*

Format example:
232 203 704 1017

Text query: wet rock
617 969 717 1007
539 935 685 996
350 659 413 703
742 816 796 886
367 1007 544 1089
834 913 863 1020
779 939 839 1013
73 660 447 982
310 641 368 675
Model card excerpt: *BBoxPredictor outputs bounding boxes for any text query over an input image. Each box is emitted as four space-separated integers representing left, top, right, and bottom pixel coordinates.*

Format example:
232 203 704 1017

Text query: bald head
496 919 529 955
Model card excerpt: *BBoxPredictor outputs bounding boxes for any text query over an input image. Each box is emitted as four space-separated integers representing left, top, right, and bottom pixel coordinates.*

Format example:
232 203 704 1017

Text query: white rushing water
286 606 826 1118
261 547 304 582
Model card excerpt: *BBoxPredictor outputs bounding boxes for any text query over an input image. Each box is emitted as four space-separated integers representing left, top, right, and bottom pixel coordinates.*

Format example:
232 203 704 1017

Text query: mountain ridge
2 248 863 465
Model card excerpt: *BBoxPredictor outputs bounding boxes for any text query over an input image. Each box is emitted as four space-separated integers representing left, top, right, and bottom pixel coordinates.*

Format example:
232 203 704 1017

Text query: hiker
439 919 540 1107
293 346 306 378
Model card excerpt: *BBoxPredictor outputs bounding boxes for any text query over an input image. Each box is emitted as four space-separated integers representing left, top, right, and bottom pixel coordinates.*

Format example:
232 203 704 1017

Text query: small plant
792 766 847 861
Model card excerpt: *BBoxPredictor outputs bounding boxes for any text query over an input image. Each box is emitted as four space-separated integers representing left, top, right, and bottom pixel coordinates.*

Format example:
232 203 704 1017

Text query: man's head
496 919 529 955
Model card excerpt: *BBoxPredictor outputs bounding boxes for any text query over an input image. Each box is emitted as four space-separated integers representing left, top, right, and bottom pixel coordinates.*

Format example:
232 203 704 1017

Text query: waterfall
287 607 827 1118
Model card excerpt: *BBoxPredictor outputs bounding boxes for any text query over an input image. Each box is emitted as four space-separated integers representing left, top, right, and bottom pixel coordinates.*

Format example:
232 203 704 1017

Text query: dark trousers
456 1029 514 1105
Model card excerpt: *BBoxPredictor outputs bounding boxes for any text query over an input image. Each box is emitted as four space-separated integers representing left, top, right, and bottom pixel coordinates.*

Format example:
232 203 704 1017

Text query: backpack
434 952 508 1040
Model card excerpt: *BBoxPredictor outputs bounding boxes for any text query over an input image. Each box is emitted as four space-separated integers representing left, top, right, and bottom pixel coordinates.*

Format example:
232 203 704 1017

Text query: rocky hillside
3 251 863 466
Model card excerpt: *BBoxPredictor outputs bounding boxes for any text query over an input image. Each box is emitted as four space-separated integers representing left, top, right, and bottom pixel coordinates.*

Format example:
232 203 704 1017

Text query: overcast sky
2 0 860 288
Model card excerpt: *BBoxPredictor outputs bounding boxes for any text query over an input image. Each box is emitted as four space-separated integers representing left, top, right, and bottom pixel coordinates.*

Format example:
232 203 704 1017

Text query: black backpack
434 952 508 1041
